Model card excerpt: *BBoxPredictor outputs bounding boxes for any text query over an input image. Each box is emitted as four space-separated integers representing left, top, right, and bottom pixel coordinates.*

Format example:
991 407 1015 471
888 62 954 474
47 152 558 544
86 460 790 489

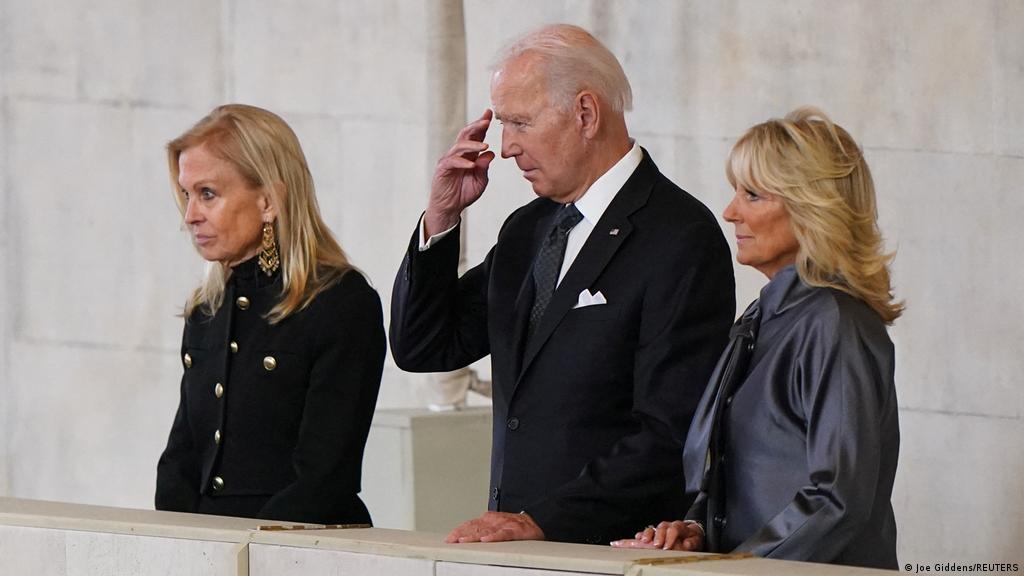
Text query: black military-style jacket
156 257 385 524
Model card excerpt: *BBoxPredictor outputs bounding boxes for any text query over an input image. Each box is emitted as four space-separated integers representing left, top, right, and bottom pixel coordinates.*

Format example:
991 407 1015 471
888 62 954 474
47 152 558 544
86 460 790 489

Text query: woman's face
723 184 799 279
177 143 272 267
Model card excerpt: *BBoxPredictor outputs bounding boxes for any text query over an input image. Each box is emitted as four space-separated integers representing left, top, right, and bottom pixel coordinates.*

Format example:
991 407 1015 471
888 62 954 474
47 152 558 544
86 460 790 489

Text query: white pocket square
573 289 607 309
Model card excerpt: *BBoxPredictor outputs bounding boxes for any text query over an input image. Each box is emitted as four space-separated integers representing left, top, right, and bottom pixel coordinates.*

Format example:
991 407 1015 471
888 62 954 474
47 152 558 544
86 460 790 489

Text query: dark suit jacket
391 150 735 543
156 257 385 525
684 266 899 569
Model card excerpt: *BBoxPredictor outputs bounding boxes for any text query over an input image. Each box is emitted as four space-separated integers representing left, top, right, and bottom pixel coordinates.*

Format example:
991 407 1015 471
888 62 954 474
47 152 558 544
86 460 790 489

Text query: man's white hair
492 23 633 113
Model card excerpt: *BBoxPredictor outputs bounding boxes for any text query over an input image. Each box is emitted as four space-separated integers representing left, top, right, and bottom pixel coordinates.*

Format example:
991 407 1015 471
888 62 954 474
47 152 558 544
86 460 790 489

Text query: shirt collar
573 140 642 225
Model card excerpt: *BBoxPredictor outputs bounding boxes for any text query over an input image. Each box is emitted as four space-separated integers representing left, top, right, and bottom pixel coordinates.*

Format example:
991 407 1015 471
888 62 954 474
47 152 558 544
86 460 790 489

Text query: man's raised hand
424 109 496 237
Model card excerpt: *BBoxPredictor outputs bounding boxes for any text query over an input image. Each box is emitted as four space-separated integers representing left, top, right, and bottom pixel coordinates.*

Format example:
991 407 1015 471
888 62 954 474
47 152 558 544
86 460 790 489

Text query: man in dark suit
390 23 735 545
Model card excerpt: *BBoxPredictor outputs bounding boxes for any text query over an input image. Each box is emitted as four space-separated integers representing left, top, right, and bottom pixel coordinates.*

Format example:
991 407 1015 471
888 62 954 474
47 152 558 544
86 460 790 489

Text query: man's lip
736 235 753 242
194 234 214 245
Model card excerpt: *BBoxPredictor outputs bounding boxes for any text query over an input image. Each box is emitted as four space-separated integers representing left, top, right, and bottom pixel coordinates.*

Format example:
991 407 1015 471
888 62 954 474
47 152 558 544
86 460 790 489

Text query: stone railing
0 497 895 575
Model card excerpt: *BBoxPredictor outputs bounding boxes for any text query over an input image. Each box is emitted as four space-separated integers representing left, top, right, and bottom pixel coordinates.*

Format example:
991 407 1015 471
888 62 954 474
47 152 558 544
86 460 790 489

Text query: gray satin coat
683 265 899 569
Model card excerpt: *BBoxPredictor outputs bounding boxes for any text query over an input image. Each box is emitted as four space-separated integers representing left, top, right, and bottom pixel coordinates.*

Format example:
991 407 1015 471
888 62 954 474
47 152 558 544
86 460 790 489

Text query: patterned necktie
528 204 584 336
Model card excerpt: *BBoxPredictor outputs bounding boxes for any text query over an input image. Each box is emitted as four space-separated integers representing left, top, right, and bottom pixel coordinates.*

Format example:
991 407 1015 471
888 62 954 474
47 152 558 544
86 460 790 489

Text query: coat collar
230 254 281 291
756 264 816 323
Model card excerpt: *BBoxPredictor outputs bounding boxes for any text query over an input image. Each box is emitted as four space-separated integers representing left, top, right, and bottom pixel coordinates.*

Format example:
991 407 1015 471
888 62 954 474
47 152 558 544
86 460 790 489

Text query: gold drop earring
258 221 280 276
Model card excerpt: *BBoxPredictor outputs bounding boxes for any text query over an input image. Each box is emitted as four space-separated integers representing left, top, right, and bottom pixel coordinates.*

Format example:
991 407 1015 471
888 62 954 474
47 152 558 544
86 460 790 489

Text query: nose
722 193 740 223
184 194 202 225
724 191 741 220
500 125 520 159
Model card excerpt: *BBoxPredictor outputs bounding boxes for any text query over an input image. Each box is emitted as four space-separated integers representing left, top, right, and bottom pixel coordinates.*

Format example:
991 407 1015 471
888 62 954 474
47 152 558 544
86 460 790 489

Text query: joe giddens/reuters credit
906 562 1020 573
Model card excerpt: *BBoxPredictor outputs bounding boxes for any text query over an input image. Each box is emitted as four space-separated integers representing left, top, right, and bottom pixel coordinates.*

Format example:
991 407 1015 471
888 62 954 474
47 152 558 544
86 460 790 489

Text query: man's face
491 54 587 203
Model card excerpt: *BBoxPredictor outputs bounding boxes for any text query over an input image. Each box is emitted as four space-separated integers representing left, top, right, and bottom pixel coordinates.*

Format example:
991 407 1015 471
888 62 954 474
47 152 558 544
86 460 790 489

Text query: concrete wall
1 0 1021 566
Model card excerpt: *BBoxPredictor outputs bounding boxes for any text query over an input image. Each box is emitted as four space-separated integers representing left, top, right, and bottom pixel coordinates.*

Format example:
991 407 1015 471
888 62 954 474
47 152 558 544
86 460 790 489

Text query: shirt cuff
418 214 460 252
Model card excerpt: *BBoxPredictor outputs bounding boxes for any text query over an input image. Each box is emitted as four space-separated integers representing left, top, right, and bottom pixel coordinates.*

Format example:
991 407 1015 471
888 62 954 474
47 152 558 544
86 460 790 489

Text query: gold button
229 341 239 353
183 353 192 368
211 476 224 491
214 430 222 444
263 356 277 371
214 382 224 398
236 296 250 310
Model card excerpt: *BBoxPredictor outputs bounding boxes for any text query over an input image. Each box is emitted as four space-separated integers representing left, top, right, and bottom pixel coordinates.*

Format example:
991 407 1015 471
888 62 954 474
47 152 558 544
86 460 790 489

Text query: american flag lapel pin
609 228 620 236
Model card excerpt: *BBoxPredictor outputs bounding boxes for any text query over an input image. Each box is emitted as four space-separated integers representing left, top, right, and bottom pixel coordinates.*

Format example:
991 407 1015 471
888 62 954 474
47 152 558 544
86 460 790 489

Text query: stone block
280 112 346 230
1 91 10 494
893 410 1024 563
870 149 1024 420
6 340 182 508
332 118 430 301
0 525 68 576
994 0 1024 157
3 1 222 106
229 0 429 121
437 562 581 576
2 0 79 98
65 530 242 575
249 543 435 576
627 1 999 155
75 0 223 107
8 99 202 348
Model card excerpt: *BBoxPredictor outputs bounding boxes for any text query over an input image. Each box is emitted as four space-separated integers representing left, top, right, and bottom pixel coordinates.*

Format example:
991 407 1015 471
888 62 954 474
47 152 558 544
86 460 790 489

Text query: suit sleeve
684 493 708 526
155 332 201 512
526 220 736 543
390 217 492 372
258 274 385 523
735 315 894 561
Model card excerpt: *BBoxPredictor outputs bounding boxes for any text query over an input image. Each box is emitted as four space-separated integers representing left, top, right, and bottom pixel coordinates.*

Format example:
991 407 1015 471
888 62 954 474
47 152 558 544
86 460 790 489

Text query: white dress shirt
419 141 643 287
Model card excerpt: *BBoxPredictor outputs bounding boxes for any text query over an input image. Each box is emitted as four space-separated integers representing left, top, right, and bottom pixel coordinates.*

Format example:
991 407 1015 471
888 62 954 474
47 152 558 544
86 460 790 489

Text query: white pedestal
361 407 492 532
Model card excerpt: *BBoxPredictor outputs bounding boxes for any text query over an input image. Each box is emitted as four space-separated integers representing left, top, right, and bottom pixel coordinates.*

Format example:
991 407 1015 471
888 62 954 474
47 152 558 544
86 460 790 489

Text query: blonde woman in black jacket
156 104 385 525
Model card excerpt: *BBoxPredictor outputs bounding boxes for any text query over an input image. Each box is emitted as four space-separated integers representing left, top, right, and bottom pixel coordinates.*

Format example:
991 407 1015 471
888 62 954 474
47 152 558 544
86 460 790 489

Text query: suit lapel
515 152 659 389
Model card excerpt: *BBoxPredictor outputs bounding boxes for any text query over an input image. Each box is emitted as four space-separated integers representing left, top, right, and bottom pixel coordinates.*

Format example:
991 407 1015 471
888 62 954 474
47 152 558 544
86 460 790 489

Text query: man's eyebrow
494 113 528 123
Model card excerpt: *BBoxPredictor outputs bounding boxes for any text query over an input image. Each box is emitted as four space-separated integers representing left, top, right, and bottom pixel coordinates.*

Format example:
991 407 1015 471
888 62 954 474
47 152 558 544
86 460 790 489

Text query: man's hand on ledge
444 511 545 543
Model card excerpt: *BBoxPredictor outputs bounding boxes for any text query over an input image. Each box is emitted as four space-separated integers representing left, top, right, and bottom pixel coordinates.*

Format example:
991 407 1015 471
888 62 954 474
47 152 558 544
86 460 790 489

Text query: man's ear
576 91 600 139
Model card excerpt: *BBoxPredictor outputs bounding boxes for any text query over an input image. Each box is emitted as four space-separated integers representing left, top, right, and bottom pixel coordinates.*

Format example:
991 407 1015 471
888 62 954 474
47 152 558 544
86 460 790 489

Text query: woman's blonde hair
168 104 352 323
726 106 903 324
